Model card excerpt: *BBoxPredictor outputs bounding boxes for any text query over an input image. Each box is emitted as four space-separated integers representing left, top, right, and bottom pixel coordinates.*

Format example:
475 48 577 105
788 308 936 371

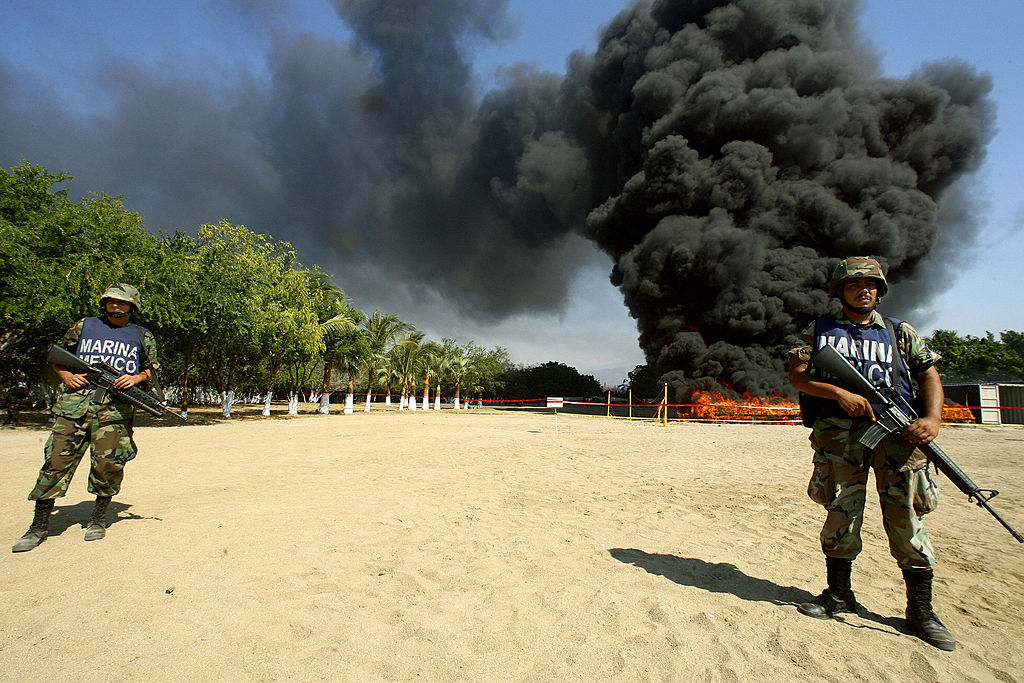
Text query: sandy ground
2 406 1023 682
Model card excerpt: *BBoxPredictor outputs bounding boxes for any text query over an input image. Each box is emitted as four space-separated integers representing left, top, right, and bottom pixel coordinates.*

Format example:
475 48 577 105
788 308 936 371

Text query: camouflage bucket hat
100 283 142 312
828 257 888 297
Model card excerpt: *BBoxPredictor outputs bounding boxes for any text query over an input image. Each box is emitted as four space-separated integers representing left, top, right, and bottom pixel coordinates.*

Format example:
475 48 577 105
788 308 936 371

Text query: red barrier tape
345 394 1023 421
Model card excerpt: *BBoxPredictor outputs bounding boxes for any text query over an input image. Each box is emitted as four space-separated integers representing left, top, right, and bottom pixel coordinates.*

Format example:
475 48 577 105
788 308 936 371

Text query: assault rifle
47 345 187 420
809 343 1023 543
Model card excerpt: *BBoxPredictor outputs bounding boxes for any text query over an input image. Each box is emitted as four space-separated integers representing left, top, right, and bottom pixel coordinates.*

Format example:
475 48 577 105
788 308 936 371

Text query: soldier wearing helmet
12 283 160 553
100 283 143 316
787 257 955 651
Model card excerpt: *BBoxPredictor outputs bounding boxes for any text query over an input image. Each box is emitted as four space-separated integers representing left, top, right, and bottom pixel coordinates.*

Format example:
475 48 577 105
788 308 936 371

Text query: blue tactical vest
77 316 145 376
805 315 914 420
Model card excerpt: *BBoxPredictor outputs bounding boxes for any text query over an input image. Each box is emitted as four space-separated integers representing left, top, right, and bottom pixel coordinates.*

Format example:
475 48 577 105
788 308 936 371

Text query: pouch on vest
798 392 818 428
797 317 825 428
135 325 164 400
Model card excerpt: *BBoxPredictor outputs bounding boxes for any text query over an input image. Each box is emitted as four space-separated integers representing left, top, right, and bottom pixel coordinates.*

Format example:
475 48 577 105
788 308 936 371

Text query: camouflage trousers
28 406 137 500
808 420 937 569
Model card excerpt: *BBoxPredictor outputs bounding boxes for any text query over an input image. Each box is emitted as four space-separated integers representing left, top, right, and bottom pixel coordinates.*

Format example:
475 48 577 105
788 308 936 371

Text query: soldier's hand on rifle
837 390 875 420
56 368 89 390
112 372 147 390
903 415 940 445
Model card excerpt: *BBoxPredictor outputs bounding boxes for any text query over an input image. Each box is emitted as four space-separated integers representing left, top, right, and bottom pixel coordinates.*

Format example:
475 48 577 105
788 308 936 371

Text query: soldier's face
105 298 132 324
841 278 878 311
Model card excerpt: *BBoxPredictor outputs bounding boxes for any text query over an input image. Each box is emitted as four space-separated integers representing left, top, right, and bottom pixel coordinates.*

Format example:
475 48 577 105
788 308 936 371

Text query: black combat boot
83 496 112 541
903 567 956 651
12 499 55 552
798 557 860 619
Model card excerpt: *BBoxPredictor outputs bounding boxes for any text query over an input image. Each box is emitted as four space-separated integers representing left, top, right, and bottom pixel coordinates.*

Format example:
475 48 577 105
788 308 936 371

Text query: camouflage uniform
28 319 160 501
791 310 940 569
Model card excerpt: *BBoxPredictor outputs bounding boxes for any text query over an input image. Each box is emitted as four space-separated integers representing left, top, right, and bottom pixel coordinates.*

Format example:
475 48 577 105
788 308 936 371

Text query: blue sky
2 0 1021 385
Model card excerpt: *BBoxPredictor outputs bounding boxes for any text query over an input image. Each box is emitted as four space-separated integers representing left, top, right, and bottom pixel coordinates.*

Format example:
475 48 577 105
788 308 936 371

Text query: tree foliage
1 163 160 384
499 361 602 399
622 363 662 399
1 161 600 411
462 343 510 398
927 330 1024 383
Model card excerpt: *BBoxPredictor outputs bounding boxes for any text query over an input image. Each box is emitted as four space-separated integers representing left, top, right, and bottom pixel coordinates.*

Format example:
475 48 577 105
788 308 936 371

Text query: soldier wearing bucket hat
12 283 160 552
788 257 955 651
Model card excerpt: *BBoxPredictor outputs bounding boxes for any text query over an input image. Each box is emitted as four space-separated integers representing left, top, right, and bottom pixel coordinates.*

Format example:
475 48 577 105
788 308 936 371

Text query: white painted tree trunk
399 393 406 410
364 391 372 412
423 385 430 410
222 390 234 418
434 391 441 411
262 391 273 416
385 393 392 407
409 394 418 410
344 392 354 414
288 392 299 415
319 393 331 414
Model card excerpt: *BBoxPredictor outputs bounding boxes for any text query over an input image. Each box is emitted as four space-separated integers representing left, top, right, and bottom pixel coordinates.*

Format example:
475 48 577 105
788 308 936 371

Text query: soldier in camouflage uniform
12 284 160 552
788 257 955 651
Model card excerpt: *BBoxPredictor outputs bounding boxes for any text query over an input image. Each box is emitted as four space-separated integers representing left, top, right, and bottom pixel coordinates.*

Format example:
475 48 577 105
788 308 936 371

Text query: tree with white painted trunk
318 299 365 415
391 331 424 411
360 310 412 412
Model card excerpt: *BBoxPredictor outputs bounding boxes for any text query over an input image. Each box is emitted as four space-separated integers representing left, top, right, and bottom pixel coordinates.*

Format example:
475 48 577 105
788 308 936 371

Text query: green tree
417 341 442 410
318 298 366 414
463 343 511 403
360 310 413 411
927 329 1024 382
189 221 306 416
377 363 401 407
1 162 161 385
258 267 325 416
1 164 70 357
149 231 206 414
998 331 1024 378
623 363 662 399
433 338 466 409
391 330 425 409
500 361 602 400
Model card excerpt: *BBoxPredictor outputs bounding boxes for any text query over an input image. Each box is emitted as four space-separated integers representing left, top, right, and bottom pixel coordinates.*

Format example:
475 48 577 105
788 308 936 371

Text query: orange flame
676 392 800 422
941 403 975 423
673 394 977 424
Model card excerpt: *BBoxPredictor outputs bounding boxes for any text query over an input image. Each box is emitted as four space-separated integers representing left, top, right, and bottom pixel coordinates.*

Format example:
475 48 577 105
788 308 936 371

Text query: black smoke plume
571 0 995 397
0 0 596 320
0 0 995 395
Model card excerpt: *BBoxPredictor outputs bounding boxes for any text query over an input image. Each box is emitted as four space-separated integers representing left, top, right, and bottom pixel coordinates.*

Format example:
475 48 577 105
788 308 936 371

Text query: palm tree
417 342 440 410
430 338 463 410
361 310 413 412
391 331 425 410
378 364 400 407
433 352 452 410
318 299 365 414
336 342 366 414
449 355 472 409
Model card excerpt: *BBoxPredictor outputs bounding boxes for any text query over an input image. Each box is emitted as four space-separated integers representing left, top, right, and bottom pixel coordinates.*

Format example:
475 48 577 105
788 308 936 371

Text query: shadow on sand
28 499 164 538
608 548 907 635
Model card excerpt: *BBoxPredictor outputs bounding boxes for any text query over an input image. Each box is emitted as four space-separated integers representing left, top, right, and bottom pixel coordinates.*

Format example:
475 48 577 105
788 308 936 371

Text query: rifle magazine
860 422 889 450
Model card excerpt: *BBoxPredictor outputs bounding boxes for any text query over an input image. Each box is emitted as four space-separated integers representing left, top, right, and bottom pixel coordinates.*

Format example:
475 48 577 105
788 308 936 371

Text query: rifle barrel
979 499 1024 543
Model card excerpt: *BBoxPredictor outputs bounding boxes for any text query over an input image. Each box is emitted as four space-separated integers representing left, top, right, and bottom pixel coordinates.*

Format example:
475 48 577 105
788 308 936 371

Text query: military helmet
99 283 142 312
828 256 888 297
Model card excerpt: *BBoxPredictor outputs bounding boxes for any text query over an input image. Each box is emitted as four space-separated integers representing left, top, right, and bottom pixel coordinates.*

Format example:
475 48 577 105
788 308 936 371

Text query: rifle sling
883 316 902 401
